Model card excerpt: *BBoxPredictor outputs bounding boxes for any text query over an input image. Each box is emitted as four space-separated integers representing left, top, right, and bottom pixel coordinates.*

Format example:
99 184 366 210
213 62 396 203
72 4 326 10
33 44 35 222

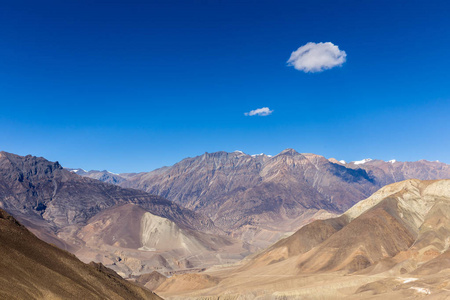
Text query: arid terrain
152 179 450 299
82 149 450 249
0 208 162 300
1 150 450 299
0 151 249 277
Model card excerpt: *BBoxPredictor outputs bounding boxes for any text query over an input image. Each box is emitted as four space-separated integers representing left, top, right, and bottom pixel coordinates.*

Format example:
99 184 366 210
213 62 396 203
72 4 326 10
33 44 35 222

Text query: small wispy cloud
287 42 346 73
244 107 273 117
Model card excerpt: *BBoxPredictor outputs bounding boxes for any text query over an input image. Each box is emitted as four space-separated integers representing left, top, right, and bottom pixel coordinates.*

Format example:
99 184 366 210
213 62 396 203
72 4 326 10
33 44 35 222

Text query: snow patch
353 158 372 165
388 159 397 164
409 287 430 295
251 153 266 157
138 246 156 251
400 278 417 283
339 160 346 164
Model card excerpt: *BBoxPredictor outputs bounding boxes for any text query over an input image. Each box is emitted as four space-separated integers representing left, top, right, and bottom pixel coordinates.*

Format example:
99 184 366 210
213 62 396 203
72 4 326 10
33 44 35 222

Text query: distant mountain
0 208 162 300
155 179 450 299
116 149 450 248
65 168 127 184
343 158 450 187
0 151 247 276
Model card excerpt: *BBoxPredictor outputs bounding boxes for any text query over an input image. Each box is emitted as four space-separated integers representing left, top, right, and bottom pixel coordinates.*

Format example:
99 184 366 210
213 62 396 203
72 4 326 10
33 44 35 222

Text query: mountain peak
277 148 300 156
352 158 373 165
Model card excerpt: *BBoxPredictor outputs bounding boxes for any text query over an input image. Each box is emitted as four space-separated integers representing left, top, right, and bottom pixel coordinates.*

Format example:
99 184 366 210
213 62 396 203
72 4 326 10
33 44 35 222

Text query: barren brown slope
243 215 349 269
74 203 250 276
245 179 449 274
0 209 162 300
156 179 450 299
135 271 168 291
292 179 450 276
296 197 416 273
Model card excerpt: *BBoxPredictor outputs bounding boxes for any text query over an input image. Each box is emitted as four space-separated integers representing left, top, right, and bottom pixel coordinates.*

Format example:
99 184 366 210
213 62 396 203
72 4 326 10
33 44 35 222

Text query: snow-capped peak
251 153 273 158
251 153 265 157
353 158 372 165
71 169 87 173
388 159 397 164
234 150 244 154
339 160 346 164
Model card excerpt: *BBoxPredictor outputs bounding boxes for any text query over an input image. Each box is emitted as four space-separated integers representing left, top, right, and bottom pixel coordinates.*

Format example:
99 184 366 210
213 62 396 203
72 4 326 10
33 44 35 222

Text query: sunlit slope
156 179 450 299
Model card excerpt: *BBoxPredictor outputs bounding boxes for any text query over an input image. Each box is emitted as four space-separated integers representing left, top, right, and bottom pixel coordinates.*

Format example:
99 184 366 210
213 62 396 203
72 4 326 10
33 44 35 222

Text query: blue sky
1 0 449 172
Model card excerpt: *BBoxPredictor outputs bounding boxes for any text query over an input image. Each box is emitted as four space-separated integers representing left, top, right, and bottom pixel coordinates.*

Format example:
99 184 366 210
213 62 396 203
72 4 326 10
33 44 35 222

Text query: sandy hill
0 208 162 300
74 203 250 276
155 179 450 299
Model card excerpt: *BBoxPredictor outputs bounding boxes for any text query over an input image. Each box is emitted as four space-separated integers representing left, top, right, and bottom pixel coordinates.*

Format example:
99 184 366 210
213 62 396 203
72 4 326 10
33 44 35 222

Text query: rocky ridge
0 151 247 276
116 149 450 247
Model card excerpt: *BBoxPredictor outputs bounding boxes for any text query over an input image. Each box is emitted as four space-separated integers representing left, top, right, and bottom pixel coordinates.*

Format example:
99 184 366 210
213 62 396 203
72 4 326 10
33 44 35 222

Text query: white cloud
244 107 273 116
287 42 346 73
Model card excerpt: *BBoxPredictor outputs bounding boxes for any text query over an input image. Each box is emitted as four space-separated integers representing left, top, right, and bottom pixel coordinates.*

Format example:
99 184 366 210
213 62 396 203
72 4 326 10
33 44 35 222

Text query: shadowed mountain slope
0 151 215 233
0 208 162 300
345 158 450 187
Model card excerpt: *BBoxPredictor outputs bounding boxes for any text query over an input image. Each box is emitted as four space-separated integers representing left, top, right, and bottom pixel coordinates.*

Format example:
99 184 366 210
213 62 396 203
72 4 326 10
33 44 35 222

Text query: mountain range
72 149 450 248
1 149 450 298
0 151 248 277
66 168 130 184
